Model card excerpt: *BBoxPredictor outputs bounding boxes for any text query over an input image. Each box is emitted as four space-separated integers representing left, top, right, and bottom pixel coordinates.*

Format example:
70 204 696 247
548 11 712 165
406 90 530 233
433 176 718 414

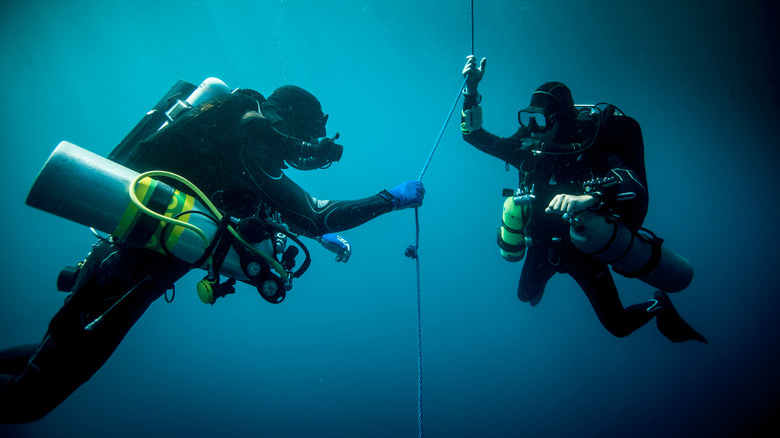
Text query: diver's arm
463 126 528 168
252 169 394 237
460 55 528 166
461 93 527 166
241 150 396 237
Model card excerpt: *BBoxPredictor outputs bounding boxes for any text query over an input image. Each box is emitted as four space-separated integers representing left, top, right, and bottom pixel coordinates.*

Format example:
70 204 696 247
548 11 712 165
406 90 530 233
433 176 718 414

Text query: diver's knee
600 321 633 338
0 378 61 423
607 328 632 338
0 403 54 423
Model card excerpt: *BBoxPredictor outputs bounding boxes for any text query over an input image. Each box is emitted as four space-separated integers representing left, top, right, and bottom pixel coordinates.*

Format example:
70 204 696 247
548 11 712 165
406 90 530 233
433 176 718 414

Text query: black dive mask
518 110 557 133
519 84 572 134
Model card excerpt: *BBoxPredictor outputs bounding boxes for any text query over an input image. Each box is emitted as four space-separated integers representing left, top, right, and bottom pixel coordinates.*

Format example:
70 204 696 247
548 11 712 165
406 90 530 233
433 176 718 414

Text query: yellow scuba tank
569 211 693 292
498 196 530 262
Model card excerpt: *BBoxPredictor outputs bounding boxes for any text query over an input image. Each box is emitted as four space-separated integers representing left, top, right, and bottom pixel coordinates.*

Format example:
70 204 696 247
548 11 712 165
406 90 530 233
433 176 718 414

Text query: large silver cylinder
25 141 275 283
26 141 139 233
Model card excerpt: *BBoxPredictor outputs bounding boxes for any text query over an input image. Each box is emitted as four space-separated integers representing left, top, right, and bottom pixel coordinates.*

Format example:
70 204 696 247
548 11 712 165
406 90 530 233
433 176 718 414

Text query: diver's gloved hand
463 55 487 95
384 180 426 210
318 233 351 263
545 194 599 216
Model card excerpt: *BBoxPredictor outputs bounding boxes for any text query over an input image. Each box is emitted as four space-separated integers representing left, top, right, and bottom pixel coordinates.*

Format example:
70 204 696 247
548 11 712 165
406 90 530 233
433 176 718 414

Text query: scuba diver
0 81 425 423
460 55 705 344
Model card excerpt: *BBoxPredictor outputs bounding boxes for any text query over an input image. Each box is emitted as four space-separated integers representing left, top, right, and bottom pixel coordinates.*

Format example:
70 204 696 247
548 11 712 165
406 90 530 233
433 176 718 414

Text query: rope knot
404 245 418 259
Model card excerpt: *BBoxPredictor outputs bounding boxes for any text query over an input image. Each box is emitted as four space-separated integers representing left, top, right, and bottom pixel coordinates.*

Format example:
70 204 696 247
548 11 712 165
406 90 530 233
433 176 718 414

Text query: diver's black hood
264 85 327 139
259 85 341 170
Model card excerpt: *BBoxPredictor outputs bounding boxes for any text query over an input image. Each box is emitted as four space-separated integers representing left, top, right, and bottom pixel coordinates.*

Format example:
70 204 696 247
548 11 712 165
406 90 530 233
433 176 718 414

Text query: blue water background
1 1 778 436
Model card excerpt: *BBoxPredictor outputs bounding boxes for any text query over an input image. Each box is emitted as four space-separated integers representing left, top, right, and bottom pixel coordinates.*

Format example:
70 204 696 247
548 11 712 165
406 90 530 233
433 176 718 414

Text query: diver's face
531 120 559 141
305 113 328 143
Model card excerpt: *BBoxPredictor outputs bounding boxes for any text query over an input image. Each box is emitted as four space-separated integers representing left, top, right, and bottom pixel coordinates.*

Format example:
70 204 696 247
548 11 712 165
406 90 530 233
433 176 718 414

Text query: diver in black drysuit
460 56 705 343
0 85 425 423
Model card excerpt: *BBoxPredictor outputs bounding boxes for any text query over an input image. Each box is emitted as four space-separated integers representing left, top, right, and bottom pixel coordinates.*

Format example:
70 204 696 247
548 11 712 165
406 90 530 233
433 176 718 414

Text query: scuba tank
32 78 310 305
109 78 232 165
569 211 693 292
157 77 233 130
26 141 302 303
497 187 534 262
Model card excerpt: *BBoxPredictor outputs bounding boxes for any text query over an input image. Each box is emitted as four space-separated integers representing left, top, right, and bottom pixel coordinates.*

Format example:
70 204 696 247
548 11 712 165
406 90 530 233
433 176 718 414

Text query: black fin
654 291 708 343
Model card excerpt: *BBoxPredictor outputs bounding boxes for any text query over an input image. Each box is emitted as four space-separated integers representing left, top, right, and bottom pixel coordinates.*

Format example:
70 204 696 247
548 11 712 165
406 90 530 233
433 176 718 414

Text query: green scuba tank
498 196 531 262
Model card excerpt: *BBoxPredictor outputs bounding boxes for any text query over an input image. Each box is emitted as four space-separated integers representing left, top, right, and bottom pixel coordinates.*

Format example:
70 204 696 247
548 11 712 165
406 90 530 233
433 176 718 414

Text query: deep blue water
1 1 778 437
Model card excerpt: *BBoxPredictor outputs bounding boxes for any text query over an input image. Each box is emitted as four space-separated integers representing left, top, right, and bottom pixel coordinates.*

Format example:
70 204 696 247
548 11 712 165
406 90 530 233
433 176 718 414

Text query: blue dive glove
383 180 426 210
318 233 351 263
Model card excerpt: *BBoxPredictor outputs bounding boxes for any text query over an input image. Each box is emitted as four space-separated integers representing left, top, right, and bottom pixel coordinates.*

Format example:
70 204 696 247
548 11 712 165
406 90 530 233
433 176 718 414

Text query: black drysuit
0 92 395 422
462 96 661 338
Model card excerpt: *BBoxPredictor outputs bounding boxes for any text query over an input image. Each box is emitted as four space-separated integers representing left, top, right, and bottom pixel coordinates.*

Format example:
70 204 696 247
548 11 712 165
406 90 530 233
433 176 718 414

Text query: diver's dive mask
518 110 557 133
518 84 573 134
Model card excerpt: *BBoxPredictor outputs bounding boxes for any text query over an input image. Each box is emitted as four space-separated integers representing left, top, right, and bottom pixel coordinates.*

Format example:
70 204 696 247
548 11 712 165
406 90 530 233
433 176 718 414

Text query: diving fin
654 291 708 344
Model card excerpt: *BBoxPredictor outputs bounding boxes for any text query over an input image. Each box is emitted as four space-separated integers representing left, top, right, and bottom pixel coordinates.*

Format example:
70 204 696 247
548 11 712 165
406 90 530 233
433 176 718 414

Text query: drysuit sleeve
239 145 394 237
461 96 528 169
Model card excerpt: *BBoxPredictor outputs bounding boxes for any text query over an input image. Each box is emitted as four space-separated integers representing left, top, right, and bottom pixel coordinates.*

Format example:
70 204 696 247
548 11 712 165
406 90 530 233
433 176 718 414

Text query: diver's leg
517 245 556 306
568 253 706 342
0 344 39 379
569 255 656 338
0 241 187 423
0 334 87 423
